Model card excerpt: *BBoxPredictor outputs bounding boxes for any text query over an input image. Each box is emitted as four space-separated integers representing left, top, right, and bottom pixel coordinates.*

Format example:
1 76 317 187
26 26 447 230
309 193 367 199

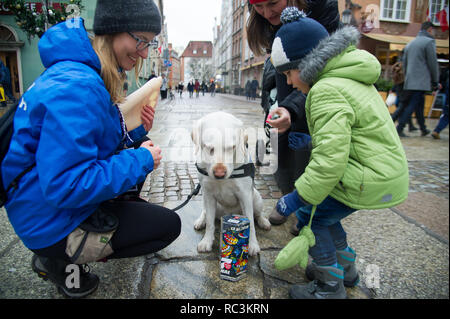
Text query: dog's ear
191 119 202 156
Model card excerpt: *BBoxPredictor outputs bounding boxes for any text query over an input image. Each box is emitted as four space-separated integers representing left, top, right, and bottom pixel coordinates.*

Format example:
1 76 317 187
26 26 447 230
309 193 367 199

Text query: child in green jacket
267 7 409 299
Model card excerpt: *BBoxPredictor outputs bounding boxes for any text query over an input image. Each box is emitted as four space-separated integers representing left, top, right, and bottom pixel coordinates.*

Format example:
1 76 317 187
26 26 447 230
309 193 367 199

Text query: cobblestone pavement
0 93 448 300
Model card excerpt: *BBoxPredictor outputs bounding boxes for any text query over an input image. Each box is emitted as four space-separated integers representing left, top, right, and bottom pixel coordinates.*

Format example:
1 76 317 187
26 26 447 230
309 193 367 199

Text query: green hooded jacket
295 26 409 209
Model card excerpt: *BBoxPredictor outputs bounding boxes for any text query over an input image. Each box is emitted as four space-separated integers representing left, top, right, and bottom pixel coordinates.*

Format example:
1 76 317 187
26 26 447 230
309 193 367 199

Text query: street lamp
341 9 352 25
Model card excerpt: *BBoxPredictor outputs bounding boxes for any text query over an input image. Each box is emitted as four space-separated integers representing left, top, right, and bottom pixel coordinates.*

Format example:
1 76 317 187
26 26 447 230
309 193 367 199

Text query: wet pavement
0 93 448 299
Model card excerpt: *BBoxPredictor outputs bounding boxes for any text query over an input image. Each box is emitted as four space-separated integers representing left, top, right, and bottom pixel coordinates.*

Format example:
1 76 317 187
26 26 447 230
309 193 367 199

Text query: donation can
220 215 250 281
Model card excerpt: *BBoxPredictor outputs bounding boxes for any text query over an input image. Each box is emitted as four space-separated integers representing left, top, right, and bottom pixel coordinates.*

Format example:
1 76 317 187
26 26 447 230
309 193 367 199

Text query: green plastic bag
274 206 317 271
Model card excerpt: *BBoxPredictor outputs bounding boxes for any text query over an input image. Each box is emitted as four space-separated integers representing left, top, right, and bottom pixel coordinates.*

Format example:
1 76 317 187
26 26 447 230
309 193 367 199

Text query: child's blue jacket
1 19 154 249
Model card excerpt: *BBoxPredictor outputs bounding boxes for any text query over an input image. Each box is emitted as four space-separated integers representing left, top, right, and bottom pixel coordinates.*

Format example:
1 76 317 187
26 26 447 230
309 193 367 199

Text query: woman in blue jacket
1 0 180 298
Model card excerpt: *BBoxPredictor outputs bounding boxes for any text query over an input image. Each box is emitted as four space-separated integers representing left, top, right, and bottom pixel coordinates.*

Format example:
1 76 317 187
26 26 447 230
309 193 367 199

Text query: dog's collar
195 163 255 180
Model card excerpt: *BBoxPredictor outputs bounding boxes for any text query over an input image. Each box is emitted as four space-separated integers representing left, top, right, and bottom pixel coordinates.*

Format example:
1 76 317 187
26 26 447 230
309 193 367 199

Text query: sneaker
421 129 431 136
290 263 347 299
268 207 288 225
397 127 408 137
431 131 440 139
31 254 99 298
409 125 419 132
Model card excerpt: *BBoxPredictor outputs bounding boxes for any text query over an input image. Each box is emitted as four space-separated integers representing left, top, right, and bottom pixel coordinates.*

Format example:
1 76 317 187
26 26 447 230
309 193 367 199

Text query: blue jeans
295 196 357 266
434 103 449 133
397 90 427 133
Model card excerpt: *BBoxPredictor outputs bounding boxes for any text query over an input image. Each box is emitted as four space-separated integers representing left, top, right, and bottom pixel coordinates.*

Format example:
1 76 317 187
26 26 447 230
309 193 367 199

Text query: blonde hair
246 0 307 56
91 34 144 104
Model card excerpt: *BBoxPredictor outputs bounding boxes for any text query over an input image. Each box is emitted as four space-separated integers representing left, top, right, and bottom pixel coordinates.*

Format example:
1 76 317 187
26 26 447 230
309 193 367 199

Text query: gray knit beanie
94 0 162 35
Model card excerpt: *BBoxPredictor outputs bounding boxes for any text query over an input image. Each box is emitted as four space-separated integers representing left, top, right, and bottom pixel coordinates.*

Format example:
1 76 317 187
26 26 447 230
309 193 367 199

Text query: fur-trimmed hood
299 26 381 86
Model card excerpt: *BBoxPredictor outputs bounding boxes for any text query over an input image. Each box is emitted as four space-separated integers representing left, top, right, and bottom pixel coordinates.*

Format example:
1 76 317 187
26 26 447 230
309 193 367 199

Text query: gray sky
163 0 222 51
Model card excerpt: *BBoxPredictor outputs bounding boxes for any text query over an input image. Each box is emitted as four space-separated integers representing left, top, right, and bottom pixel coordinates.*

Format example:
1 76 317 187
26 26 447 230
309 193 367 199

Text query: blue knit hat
271 7 329 73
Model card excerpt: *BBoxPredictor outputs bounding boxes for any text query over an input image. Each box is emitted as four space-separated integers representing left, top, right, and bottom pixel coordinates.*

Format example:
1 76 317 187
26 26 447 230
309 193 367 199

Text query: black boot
290 263 347 299
31 254 99 298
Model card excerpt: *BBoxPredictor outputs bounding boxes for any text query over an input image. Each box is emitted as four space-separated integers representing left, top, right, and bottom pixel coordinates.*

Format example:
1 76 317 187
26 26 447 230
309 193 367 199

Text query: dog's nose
213 166 227 179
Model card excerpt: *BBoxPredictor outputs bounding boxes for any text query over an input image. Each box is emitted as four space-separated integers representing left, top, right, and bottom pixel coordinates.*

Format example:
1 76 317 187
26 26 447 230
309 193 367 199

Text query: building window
430 0 448 25
380 0 411 22
203 50 207 55
193 50 197 54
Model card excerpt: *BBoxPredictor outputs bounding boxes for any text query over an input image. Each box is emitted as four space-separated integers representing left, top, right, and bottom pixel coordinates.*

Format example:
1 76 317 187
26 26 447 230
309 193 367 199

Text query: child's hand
288 132 312 151
266 107 291 134
276 190 307 216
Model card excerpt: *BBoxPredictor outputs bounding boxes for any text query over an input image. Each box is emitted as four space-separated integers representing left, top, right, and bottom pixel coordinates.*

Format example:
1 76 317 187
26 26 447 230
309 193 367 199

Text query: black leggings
31 198 181 262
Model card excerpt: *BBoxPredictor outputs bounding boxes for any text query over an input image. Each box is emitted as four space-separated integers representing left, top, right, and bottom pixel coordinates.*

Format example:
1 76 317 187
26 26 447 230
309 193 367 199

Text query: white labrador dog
191 111 271 256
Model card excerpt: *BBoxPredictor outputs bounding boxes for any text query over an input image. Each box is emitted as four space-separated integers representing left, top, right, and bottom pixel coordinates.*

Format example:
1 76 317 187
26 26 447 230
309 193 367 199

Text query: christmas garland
3 0 84 39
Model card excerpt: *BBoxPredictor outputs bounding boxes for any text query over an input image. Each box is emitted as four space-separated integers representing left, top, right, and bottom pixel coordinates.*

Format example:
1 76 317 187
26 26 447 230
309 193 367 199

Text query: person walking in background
432 66 449 139
148 70 157 81
201 80 207 96
396 21 440 137
0 60 16 105
210 80 216 96
160 73 168 99
251 76 259 100
194 79 200 98
178 81 184 98
245 79 252 100
1 0 181 298
246 0 340 227
390 56 418 132
187 80 194 98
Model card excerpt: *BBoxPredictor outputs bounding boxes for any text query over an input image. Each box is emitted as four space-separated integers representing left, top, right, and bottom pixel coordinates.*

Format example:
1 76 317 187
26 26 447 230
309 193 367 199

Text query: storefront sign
0 2 63 15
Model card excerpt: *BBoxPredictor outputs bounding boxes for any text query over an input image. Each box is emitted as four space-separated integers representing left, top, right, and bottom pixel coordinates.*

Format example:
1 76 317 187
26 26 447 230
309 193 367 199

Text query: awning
362 33 449 54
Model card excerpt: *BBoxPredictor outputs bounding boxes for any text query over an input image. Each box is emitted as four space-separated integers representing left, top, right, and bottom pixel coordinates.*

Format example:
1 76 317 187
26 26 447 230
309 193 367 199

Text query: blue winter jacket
1 18 154 250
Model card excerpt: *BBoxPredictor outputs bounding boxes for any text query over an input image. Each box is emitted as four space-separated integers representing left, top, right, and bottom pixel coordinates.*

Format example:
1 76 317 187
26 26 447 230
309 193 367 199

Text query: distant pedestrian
396 21 440 137
245 80 251 100
160 73 168 99
194 79 200 98
251 77 259 100
390 57 418 132
148 70 157 81
0 60 16 105
432 66 449 139
210 80 216 97
178 81 184 98
1 0 180 299
187 80 194 98
201 81 207 95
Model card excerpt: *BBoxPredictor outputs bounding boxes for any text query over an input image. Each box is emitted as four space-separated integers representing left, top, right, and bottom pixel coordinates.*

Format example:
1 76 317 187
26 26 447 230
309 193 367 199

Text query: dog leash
172 183 201 211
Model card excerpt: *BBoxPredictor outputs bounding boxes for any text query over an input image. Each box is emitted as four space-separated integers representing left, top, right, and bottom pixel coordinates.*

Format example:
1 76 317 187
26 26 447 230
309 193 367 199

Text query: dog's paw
248 240 261 256
194 217 206 230
197 237 213 253
257 216 271 231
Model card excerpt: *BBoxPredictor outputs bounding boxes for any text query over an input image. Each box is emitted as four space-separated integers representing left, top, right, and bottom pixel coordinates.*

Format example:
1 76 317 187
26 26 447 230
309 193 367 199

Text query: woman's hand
140 140 162 169
141 105 155 132
267 107 291 134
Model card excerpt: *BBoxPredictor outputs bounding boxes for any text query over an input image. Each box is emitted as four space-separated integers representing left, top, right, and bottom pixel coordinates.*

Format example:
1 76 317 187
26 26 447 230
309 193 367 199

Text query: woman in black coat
247 0 340 226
